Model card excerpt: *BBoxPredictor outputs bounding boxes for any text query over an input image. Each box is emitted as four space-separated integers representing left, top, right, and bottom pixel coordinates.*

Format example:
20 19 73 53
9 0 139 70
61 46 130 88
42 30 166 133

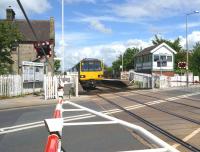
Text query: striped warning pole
53 103 63 118
44 134 59 152
44 86 64 152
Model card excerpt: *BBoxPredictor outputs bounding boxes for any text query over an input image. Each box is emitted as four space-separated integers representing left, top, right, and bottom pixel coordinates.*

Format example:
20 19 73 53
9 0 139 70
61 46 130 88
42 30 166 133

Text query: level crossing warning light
178 62 186 69
34 41 52 58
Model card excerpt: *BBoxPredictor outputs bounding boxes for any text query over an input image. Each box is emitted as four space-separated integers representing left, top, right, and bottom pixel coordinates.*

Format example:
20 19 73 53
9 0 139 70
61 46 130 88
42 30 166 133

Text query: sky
1 0 200 70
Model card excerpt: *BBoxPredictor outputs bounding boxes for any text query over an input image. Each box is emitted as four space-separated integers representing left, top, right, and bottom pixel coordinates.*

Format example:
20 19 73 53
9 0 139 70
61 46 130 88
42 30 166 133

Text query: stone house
1 8 55 74
134 43 177 76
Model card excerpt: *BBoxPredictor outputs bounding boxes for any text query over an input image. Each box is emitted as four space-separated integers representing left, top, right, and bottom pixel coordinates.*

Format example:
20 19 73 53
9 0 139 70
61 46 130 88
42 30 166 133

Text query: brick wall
11 43 54 74
11 43 36 74
153 71 175 76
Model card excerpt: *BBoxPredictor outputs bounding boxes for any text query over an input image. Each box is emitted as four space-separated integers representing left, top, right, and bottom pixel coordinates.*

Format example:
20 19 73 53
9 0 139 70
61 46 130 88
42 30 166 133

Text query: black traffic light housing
178 62 186 69
34 41 52 58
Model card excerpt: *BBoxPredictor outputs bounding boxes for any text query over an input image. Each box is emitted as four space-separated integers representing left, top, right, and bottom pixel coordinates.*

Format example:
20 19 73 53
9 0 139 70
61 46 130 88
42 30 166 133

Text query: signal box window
167 56 172 62
157 61 167 67
154 55 159 61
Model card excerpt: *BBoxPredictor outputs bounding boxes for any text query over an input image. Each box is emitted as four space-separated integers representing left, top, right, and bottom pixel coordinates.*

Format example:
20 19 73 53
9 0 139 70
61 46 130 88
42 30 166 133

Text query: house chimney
6 6 15 21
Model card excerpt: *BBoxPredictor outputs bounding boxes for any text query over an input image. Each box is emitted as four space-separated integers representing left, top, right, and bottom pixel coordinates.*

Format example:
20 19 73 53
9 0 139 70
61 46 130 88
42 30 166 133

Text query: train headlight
98 75 103 78
80 75 85 78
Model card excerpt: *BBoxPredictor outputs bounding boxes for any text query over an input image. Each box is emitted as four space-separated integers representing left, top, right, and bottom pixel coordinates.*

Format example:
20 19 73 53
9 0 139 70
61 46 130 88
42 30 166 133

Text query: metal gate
44 73 79 100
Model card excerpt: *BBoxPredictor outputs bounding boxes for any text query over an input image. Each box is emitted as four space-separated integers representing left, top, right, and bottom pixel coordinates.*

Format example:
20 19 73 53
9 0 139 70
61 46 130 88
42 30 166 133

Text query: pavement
0 95 58 110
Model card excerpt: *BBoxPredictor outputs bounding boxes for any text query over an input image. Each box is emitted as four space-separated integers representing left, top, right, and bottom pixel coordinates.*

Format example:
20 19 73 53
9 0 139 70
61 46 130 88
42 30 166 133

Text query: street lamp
61 0 65 74
186 10 199 87
122 53 124 72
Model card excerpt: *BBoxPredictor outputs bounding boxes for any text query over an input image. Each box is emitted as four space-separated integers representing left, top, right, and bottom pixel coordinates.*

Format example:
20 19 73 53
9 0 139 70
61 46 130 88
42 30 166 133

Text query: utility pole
185 11 199 87
122 53 124 72
62 0 65 74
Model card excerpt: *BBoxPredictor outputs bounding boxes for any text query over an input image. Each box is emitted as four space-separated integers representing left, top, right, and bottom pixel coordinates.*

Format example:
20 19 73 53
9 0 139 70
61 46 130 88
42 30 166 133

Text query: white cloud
55 38 151 70
64 0 96 4
89 20 112 34
71 13 122 23
178 22 200 29
110 0 200 20
55 30 200 70
55 32 92 56
0 0 51 18
179 31 200 49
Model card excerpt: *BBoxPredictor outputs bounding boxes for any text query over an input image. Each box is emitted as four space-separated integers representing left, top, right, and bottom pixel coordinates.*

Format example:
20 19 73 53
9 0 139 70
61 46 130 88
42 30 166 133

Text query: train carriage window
81 62 89 71
81 61 102 71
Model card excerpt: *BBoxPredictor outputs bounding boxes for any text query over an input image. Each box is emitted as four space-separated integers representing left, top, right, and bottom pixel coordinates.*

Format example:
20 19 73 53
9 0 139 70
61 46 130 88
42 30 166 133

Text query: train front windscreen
81 61 102 71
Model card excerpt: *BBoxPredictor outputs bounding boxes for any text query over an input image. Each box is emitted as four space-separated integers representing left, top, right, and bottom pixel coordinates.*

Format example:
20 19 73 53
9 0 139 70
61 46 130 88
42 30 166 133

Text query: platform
102 79 130 87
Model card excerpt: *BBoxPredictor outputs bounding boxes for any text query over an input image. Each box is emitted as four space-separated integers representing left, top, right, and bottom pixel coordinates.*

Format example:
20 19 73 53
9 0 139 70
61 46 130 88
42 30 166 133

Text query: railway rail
116 94 200 124
97 94 200 152
128 90 200 109
100 83 200 109
139 89 200 103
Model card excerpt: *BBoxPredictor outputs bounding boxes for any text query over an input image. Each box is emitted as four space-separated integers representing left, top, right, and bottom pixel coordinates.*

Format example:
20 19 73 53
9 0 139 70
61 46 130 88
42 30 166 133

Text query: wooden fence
0 75 22 97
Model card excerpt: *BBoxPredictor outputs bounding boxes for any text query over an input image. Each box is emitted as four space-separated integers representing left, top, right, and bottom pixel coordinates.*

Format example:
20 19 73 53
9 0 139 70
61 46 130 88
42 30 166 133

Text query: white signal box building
134 43 177 76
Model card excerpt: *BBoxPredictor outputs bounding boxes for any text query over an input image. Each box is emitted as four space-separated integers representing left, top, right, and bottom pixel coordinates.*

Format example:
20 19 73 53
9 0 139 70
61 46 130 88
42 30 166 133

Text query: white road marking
0 91 199 135
172 127 200 148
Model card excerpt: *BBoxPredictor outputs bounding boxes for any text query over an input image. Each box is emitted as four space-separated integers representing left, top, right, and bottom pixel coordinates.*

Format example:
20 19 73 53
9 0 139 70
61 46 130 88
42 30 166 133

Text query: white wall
152 46 174 71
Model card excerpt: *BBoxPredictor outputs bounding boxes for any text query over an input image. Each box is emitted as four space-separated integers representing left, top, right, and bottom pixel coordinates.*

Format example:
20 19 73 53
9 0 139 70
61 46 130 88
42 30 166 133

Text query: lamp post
186 11 199 87
61 0 65 74
122 52 124 72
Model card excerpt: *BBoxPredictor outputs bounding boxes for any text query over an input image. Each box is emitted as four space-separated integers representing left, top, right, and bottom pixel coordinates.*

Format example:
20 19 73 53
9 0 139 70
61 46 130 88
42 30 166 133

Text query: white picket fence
159 75 199 88
44 73 79 100
44 76 58 100
0 75 22 97
129 71 200 89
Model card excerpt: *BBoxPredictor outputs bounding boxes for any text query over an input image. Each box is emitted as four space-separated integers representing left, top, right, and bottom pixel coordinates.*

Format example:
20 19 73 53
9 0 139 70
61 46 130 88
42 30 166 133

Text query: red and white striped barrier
44 89 64 152
44 134 59 152
44 83 179 152
53 104 63 118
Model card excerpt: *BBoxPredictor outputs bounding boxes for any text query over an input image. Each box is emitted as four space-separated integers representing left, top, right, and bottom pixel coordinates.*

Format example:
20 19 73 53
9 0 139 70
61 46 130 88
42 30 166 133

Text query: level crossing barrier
44 87 180 152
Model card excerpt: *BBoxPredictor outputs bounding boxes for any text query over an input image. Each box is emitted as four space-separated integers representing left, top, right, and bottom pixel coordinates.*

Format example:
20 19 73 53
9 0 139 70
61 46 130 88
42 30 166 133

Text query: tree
152 35 182 52
54 59 61 73
0 21 22 74
190 42 200 76
112 47 139 72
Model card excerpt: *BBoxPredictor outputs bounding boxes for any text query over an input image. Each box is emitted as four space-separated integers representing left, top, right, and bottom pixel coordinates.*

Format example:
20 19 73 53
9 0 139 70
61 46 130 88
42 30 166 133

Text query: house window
160 55 166 61
157 61 167 67
145 55 150 62
167 56 172 62
154 55 159 61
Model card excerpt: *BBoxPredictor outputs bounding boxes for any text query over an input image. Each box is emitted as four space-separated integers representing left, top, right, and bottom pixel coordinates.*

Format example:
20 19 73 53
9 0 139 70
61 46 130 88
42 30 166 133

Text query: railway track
116 93 200 125
99 84 200 124
97 94 200 152
140 89 200 103
128 91 200 109
100 83 200 111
